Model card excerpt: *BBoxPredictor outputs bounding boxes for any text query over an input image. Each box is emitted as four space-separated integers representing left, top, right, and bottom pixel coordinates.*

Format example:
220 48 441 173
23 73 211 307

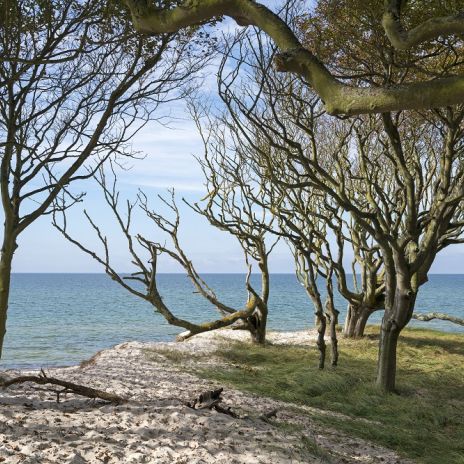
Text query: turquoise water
2 273 463 369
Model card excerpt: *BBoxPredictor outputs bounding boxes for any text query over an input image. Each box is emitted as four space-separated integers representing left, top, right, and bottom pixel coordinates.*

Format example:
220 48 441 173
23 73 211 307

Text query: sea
1 273 463 369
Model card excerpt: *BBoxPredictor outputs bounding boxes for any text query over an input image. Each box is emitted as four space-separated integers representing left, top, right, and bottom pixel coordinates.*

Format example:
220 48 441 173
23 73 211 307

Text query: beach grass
199 327 464 464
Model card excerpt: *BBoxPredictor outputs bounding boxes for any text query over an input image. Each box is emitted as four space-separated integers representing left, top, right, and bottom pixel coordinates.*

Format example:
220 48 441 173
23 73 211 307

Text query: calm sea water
1 273 463 369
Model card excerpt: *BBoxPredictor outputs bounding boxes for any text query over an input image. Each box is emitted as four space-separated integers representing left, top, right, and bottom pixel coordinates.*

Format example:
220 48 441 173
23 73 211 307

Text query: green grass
198 327 464 464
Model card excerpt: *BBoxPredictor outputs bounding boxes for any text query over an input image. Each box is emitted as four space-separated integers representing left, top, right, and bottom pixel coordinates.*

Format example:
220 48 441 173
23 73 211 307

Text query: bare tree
0 0 208 357
53 166 267 341
284 192 340 369
123 0 464 115
187 107 279 344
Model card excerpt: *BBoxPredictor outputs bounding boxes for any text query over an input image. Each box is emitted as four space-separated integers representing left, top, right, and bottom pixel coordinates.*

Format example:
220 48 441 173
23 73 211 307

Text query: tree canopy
123 0 464 115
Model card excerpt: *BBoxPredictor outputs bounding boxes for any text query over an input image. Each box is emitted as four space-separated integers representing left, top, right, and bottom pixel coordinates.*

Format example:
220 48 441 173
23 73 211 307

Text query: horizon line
11 272 464 275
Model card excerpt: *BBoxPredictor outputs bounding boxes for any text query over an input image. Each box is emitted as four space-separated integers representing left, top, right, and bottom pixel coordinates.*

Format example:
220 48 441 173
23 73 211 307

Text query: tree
281 191 340 368
188 108 279 344
214 26 464 391
53 166 271 341
0 0 207 358
123 0 464 115
213 29 384 343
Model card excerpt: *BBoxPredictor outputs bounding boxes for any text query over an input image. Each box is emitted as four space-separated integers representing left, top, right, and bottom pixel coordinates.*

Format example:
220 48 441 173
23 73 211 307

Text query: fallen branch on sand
184 387 239 418
259 409 278 422
0 369 125 404
412 312 464 326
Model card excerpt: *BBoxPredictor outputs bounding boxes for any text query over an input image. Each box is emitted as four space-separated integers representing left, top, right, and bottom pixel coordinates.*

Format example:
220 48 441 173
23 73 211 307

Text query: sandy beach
0 330 409 463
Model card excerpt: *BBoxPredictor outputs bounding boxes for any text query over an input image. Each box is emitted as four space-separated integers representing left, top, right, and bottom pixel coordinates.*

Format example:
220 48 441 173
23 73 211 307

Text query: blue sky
8 7 464 274
11 99 464 274
11 106 298 274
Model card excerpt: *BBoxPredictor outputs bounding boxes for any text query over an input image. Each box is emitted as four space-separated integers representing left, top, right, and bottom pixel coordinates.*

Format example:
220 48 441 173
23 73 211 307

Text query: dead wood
0 370 125 404
259 409 278 421
412 312 464 326
184 387 239 418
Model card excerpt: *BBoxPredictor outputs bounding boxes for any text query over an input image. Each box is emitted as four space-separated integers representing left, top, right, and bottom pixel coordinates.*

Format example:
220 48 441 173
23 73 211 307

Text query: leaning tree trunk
344 303 373 338
0 228 17 359
376 290 415 392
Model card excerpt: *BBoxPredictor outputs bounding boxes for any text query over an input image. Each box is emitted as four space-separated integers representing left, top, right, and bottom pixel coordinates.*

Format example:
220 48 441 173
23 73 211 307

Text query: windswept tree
212 30 384 347
53 166 273 341
215 26 464 391
0 0 208 357
188 107 279 344
280 190 340 368
123 0 464 115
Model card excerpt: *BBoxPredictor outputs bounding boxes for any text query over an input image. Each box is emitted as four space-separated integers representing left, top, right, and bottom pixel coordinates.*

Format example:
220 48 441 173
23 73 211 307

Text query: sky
7 7 464 274
11 99 464 274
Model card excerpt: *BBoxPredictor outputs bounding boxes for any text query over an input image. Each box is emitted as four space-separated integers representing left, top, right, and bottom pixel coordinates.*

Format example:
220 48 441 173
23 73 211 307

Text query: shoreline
0 329 413 464
2 323 462 373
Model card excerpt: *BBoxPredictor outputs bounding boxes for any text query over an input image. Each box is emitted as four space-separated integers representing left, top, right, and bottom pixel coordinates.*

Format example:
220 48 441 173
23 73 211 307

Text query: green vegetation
199 327 464 464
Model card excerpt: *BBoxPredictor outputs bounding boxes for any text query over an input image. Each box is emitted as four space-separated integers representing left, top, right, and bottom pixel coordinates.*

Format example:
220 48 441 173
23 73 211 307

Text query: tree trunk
376 319 402 392
248 305 267 345
344 303 374 338
327 309 339 366
315 309 327 369
376 290 415 392
0 228 17 359
247 257 269 345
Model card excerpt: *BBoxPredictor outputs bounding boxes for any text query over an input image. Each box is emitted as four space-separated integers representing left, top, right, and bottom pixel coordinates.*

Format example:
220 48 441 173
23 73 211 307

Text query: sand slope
0 330 409 463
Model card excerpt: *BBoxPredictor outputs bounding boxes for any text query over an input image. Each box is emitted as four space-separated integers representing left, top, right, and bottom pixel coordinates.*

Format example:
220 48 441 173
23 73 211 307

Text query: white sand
0 330 409 463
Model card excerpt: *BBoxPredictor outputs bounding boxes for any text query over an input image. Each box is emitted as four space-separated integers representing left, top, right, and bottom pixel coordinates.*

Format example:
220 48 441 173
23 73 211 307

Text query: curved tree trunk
247 257 270 345
0 228 17 358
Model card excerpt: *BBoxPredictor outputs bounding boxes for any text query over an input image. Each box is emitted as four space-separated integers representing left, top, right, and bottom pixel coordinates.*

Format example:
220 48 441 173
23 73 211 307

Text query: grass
197 326 464 464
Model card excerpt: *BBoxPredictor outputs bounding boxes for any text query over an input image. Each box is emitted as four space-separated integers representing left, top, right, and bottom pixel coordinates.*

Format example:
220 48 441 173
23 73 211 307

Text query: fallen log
412 312 464 327
0 370 125 404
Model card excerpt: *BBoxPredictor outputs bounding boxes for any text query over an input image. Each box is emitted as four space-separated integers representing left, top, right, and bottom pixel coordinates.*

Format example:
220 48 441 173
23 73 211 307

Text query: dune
0 330 409 463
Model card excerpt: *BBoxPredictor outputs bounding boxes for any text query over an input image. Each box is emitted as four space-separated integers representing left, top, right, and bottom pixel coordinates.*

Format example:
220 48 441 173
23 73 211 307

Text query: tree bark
326 305 339 367
315 309 327 369
247 257 270 345
344 303 373 338
248 305 268 345
376 289 415 392
0 227 17 359
376 319 401 392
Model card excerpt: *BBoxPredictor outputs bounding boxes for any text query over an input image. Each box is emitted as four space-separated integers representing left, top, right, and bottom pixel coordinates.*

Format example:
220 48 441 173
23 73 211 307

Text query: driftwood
0 370 125 404
412 312 464 327
184 387 239 418
259 408 278 421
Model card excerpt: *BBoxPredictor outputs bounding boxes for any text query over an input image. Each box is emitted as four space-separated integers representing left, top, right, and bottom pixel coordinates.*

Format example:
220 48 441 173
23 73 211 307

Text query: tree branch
382 1 464 50
125 0 464 115
412 312 464 326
